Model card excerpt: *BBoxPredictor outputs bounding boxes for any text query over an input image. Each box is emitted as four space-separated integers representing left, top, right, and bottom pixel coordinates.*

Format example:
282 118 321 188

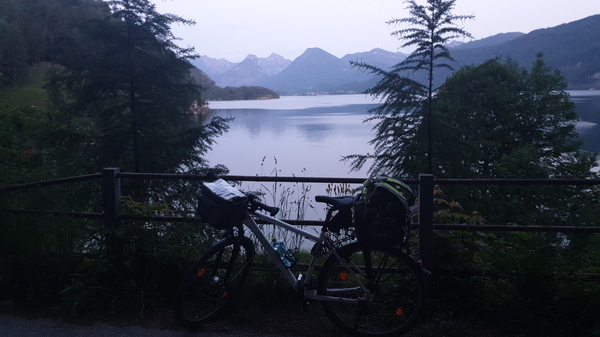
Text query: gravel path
0 314 293 337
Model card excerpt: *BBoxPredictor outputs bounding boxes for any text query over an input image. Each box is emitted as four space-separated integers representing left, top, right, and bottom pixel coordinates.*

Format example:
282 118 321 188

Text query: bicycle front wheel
174 236 255 329
317 242 426 337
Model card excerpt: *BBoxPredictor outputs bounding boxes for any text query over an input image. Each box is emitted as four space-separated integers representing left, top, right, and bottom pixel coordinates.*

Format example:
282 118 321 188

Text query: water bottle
272 238 292 267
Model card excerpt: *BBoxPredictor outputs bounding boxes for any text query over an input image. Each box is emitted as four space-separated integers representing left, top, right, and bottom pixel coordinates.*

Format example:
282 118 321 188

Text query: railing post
102 167 121 257
418 174 434 272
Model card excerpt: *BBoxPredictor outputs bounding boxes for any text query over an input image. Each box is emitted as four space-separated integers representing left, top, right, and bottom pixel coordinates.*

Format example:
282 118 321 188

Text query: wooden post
418 174 434 272
102 167 121 257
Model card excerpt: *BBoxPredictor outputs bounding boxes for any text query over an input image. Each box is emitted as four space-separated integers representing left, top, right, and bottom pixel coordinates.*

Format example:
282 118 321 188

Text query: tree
345 0 473 176
46 0 229 174
433 56 597 179
0 20 27 87
431 56 599 225
0 0 111 64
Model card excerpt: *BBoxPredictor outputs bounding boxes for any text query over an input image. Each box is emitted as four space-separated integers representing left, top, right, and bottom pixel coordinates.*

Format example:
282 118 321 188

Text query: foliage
0 0 110 82
345 0 473 176
0 19 27 87
428 218 600 336
205 85 279 101
429 56 600 225
43 0 229 174
431 186 484 225
433 56 596 179
0 105 58 185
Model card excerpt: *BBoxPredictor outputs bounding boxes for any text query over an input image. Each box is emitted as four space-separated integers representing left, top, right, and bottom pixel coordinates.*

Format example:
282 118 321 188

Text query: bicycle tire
174 235 255 329
317 242 426 337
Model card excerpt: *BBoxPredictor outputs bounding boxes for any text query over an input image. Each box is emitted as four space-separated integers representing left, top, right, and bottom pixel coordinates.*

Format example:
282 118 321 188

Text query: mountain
192 56 235 78
447 41 466 48
195 53 291 87
451 32 525 49
447 15 600 89
258 53 292 75
255 48 376 94
197 14 600 94
212 54 266 87
341 48 407 71
189 67 278 101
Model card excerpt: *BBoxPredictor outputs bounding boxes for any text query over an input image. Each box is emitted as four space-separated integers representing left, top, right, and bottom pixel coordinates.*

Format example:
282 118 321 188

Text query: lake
204 94 382 179
203 92 600 238
205 91 600 179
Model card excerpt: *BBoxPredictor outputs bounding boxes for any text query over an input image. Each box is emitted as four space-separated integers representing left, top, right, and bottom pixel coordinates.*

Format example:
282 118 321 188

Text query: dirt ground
3 298 525 337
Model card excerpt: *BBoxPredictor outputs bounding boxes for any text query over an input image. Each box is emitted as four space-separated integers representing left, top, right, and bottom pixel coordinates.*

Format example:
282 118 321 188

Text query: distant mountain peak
447 40 466 48
452 32 525 49
244 54 259 61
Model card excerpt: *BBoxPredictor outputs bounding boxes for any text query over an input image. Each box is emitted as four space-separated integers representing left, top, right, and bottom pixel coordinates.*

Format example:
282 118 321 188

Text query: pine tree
345 0 473 176
46 0 229 174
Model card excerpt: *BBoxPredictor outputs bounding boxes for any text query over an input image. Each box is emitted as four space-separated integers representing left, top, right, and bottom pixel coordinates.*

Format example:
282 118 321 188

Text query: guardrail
2 167 600 271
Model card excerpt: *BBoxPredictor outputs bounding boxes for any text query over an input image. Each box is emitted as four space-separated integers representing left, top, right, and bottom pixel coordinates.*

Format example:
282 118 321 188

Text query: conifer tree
46 0 228 174
345 0 473 176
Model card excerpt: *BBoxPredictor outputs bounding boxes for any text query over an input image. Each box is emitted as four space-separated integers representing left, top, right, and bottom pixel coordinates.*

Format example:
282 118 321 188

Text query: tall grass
239 157 318 253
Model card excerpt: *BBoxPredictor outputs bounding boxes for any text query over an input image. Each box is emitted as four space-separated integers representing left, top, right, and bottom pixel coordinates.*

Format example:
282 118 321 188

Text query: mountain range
193 14 600 94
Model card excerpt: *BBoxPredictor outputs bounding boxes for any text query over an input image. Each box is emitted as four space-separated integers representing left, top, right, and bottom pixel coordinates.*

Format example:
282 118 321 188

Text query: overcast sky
151 0 600 62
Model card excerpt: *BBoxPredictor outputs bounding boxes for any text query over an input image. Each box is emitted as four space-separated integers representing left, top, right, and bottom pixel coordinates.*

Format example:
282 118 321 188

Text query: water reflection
205 93 600 178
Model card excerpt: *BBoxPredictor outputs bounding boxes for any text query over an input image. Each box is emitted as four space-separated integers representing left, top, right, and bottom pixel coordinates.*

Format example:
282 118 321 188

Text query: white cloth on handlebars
204 179 246 201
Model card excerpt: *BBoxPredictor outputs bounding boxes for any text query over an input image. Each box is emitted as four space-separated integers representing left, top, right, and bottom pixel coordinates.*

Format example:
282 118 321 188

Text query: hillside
197 14 600 94
254 48 374 94
189 67 279 101
0 63 51 107
451 32 525 49
448 15 600 89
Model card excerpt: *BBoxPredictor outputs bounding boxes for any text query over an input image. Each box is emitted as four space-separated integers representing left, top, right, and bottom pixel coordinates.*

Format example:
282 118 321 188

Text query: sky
151 0 600 63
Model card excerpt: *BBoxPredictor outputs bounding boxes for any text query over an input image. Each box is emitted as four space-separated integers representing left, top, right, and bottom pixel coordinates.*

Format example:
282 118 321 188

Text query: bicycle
174 175 427 337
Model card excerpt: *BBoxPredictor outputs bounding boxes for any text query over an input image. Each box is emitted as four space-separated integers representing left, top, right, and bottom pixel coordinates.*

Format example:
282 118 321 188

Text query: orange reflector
197 268 206 277
395 308 405 317
339 270 349 281
221 292 228 300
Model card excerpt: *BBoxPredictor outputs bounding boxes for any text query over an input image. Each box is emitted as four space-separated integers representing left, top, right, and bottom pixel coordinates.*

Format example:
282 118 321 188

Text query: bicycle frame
243 210 371 304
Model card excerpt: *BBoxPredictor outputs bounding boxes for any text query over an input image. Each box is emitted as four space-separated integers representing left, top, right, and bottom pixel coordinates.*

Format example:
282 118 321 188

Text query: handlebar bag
198 179 248 229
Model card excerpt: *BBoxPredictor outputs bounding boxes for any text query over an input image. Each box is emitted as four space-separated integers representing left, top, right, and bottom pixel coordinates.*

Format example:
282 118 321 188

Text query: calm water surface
205 94 382 178
204 92 600 221
205 92 600 177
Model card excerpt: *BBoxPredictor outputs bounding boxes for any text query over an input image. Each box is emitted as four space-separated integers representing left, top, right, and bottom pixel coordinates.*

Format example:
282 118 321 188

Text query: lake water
203 92 600 241
204 94 382 179
205 91 600 179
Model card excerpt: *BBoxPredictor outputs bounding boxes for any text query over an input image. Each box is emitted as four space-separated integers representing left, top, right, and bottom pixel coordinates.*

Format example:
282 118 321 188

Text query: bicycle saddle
315 195 354 209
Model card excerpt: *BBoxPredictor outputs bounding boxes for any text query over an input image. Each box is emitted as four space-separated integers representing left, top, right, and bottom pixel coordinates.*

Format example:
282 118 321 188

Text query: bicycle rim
174 236 254 329
318 242 425 337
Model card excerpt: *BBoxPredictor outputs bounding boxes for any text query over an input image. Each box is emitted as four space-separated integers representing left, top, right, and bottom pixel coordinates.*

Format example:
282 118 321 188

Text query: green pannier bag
353 177 415 244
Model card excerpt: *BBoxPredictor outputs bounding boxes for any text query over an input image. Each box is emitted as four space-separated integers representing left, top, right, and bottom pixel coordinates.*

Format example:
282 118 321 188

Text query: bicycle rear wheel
317 242 425 337
174 236 255 329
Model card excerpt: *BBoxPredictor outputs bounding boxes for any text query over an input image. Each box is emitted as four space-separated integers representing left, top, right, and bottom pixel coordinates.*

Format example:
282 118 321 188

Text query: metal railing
2 167 600 271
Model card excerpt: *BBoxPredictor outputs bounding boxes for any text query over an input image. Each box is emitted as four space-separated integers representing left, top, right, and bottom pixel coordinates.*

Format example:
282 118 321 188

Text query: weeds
2 174 600 336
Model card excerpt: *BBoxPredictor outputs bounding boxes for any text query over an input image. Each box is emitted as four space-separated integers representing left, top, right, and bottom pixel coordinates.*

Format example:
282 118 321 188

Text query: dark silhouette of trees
45 0 229 174
345 0 473 176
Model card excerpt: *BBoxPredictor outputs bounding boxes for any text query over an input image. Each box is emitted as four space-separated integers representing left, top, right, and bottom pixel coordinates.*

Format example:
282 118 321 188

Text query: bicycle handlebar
250 199 280 217
206 171 280 217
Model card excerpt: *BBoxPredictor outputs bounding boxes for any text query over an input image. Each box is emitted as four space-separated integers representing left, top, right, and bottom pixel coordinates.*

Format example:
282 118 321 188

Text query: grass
0 63 51 107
